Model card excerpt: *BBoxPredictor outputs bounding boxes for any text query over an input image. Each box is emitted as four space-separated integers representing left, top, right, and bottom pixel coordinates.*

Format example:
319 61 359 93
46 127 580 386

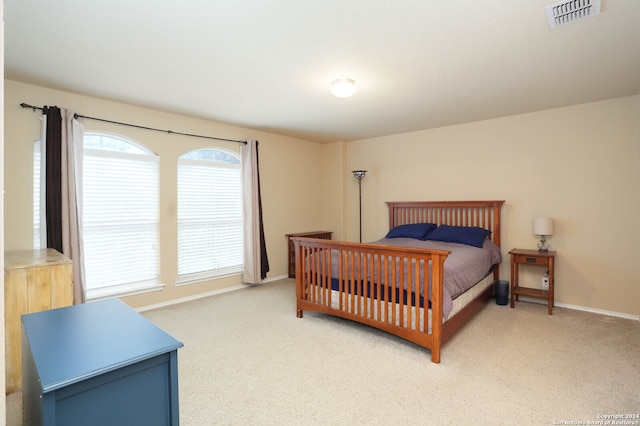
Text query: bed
291 200 505 363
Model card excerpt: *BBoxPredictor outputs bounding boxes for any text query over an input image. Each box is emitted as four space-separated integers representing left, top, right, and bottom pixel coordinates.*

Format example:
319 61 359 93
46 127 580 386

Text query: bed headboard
386 200 505 248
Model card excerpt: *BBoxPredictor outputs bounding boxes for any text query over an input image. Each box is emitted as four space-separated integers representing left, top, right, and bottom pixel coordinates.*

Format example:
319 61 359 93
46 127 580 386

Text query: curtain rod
20 103 247 145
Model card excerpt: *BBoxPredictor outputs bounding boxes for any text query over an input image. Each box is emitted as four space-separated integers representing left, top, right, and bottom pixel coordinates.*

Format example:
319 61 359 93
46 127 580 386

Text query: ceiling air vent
545 0 601 29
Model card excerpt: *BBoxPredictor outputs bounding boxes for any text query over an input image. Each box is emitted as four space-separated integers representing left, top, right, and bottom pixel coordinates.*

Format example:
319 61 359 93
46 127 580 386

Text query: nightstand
509 249 556 315
286 231 332 278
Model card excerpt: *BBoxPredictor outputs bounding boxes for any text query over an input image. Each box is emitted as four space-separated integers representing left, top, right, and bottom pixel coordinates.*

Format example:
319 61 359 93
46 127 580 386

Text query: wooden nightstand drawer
512 254 549 266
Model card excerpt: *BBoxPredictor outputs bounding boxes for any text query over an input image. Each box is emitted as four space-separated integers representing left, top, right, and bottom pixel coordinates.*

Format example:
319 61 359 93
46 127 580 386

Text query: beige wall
1 6 7 417
4 79 639 317
4 80 326 309
343 95 640 317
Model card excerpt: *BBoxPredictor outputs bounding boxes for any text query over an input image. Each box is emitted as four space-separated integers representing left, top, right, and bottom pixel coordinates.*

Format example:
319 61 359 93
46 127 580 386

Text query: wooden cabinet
509 248 556 315
285 231 332 278
4 249 74 394
22 298 183 426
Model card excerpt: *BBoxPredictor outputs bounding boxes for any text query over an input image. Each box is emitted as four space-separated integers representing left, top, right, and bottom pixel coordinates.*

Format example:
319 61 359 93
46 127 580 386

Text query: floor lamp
352 170 367 242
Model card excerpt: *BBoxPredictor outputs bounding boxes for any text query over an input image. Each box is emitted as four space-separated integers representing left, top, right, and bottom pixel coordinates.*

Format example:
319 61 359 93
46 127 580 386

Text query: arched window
177 148 242 282
35 133 160 298
82 133 160 299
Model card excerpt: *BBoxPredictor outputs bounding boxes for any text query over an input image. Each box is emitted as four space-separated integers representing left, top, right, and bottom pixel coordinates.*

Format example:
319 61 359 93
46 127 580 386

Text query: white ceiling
5 1 640 143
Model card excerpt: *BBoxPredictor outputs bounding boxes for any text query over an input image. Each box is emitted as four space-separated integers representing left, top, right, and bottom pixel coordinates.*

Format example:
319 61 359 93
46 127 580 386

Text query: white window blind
82 134 160 299
33 140 42 249
177 149 242 282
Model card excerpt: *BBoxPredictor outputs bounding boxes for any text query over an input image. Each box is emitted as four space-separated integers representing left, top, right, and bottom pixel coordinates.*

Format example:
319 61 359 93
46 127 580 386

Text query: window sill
176 267 242 286
86 280 165 301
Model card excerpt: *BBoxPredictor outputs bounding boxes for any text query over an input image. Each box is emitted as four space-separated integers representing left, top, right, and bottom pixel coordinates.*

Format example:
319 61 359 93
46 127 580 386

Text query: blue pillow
385 223 437 240
427 225 491 248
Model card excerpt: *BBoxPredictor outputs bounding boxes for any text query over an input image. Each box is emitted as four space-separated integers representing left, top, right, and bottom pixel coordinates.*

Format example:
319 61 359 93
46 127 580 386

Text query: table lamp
533 217 554 252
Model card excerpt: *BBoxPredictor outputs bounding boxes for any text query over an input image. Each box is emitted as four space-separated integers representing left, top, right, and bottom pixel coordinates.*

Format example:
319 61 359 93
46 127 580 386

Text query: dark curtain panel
255 143 270 279
44 106 63 252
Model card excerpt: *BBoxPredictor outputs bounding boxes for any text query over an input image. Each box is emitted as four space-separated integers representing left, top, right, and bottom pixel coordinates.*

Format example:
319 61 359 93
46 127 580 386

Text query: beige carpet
7 278 640 425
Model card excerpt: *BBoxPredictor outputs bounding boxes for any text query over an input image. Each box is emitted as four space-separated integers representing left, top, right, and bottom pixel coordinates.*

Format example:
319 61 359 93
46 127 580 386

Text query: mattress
328 272 494 334
318 238 501 320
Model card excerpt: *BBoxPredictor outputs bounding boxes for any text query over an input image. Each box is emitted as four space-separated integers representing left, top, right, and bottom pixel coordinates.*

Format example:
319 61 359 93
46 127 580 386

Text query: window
33 133 160 298
82 133 160 299
177 148 242 283
33 140 42 249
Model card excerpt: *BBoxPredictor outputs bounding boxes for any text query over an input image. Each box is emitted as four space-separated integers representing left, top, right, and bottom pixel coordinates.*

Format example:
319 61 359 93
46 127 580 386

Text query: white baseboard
135 274 291 313
254 274 290 284
137 277 638 322
517 296 639 321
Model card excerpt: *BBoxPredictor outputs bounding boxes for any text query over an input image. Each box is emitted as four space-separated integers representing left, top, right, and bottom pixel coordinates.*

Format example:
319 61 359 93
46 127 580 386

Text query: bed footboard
292 237 450 363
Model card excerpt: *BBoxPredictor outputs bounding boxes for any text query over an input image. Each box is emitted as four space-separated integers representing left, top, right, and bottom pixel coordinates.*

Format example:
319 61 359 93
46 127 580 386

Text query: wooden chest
4 249 73 394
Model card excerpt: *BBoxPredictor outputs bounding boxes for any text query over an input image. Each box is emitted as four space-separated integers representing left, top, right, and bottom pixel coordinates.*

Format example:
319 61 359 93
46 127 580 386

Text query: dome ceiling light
331 78 356 99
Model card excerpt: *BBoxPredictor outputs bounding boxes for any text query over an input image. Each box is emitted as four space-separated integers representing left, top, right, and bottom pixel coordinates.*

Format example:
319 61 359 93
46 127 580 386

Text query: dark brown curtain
44 106 63 252
255 143 269 279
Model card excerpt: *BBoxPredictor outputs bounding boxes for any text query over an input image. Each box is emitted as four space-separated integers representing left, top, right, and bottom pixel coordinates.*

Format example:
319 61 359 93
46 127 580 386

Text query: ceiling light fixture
331 78 356 99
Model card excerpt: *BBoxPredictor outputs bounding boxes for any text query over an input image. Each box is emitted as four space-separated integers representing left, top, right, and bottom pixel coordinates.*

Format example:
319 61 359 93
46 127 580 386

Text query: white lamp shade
331 78 356 98
533 217 554 236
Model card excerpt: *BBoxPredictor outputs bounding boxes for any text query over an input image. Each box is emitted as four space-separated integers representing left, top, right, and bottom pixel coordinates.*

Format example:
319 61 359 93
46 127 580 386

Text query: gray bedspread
324 238 501 320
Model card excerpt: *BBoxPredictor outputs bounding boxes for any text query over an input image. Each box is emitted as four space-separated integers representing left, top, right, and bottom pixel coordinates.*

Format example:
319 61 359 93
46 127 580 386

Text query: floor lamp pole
352 170 367 243
358 179 362 243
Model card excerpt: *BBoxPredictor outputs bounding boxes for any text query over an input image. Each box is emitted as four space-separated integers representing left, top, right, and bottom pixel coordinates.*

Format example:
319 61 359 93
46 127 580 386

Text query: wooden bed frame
291 200 504 363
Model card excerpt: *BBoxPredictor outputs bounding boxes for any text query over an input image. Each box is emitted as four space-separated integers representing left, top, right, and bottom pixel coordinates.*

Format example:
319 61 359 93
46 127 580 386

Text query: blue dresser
22 298 183 425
